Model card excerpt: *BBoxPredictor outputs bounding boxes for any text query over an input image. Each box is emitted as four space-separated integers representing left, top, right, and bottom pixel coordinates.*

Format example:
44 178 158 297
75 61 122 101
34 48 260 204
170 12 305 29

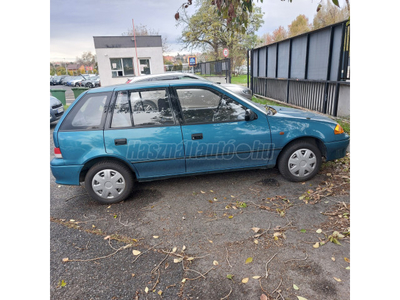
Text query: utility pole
132 19 140 76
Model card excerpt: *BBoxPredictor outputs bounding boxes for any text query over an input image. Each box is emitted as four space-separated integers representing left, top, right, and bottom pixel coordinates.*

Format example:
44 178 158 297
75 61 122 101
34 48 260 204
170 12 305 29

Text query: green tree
313 0 349 30
179 0 263 72
288 14 311 37
176 0 342 33
76 52 96 73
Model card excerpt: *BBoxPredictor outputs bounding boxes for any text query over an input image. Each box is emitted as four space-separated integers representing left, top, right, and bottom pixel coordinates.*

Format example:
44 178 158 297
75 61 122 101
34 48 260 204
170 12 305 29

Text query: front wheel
278 141 322 182
85 160 134 204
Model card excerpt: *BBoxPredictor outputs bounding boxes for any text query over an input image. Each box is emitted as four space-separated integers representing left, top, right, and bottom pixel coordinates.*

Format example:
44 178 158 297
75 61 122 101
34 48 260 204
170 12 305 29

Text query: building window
139 59 150 75
110 58 134 77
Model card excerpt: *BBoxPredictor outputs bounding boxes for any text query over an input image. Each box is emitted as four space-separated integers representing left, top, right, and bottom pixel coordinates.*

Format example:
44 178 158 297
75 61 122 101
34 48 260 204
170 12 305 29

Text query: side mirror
245 109 257 121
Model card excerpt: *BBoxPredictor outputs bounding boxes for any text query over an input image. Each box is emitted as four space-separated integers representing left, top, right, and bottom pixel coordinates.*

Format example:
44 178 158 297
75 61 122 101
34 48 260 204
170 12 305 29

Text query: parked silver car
50 96 64 122
81 76 100 88
125 72 252 100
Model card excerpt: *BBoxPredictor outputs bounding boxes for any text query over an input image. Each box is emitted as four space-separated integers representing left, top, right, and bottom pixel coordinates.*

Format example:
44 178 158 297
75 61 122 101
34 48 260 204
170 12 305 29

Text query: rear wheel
278 140 322 182
85 160 134 204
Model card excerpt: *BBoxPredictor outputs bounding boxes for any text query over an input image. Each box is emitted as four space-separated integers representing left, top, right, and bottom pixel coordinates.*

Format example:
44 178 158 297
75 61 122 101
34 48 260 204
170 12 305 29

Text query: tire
278 140 322 182
87 82 93 88
84 160 134 204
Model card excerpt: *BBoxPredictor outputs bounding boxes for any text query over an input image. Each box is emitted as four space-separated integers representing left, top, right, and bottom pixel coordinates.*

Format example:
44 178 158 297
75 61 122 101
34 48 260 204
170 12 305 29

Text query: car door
172 85 273 174
103 87 185 180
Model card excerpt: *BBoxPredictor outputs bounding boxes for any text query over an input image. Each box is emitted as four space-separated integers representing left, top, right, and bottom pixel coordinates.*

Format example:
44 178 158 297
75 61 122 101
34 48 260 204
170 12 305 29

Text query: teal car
51 80 349 204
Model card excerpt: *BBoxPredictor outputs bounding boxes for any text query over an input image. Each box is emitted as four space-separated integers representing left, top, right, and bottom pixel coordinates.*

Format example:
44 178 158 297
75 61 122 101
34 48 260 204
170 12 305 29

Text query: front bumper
324 136 350 161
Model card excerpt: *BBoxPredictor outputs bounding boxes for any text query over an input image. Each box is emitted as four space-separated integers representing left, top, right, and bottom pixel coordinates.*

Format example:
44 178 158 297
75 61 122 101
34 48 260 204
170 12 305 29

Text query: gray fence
251 20 350 117
194 58 231 83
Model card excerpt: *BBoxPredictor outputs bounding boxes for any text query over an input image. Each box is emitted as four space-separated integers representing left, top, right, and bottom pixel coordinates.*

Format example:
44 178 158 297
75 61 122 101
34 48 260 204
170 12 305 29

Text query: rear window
59 92 110 131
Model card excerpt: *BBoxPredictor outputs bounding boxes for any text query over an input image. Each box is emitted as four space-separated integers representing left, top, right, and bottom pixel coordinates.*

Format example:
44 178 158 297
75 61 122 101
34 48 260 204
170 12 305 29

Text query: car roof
87 79 219 94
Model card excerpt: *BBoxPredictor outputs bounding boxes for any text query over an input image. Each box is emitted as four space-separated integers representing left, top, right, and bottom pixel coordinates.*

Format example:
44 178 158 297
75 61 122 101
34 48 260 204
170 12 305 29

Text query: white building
93 35 164 86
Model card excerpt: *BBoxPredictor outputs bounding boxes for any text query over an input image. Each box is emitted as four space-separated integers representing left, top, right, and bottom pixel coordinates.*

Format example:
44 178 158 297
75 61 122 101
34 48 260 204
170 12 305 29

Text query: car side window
175 88 247 124
60 93 108 131
111 88 176 128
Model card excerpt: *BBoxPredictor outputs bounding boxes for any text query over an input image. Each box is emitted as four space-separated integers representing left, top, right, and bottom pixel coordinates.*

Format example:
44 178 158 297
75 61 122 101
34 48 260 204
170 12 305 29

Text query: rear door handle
114 138 127 145
191 133 203 140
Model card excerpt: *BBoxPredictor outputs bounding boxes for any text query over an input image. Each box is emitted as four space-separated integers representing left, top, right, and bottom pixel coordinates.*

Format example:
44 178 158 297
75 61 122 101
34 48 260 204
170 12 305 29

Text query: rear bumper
324 136 350 161
50 158 82 185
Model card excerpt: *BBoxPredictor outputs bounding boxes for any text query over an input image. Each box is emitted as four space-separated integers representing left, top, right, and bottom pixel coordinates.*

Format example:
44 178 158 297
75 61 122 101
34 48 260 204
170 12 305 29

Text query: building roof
93 36 162 49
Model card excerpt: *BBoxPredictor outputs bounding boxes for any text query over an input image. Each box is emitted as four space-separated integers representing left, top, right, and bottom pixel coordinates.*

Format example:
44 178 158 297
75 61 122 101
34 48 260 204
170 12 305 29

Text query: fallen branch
65 244 132 262
185 267 215 281
283 252 308 263
133 243 162 264
265 252 278 279
271 278 282 295
151 251 170 274
226 247 232 268
220 286 233 300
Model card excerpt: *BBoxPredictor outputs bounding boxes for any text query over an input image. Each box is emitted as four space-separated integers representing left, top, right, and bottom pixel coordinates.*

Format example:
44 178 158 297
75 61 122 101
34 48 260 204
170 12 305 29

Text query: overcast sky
50 0 346 62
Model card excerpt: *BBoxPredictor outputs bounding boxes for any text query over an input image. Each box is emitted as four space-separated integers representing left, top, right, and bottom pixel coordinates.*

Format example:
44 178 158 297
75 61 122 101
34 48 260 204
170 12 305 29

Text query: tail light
54 147 63 159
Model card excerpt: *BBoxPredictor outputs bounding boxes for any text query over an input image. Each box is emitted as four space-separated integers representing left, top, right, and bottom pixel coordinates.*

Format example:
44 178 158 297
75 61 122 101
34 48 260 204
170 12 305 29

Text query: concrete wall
95 46 164 87
337 84 350 118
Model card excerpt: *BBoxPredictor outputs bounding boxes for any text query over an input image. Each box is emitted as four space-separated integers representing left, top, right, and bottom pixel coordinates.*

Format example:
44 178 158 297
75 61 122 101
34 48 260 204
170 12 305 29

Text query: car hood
50 96 61 107
269 105 336 124
220 83 247 90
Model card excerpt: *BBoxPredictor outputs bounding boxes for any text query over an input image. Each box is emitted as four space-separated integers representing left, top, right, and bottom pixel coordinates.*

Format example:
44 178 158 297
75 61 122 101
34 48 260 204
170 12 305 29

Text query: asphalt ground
50 121 350 300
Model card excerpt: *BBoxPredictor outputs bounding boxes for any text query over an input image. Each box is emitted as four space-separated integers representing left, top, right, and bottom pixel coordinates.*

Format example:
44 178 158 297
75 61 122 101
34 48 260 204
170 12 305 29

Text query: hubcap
92 169 125 199
288 148 317 178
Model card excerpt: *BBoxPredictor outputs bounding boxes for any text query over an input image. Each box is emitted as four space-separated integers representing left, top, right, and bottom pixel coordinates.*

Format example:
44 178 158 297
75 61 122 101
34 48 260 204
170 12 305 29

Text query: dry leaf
62 258 69 262
213 260 219 265
260 294 268 300
153 236 159 239
132 250 141 256
174 258 183 263
131 273 135 277
104 235 110 240
331 257 336 261
254 239 259 244
181 278 186 283
252 227 261 233
313 242 320 249
333 277 342 282
144 287 149 293
297 297 308 300
242 278 249 283
316 228 322 234
182 245 186 251
201 190 205 193
293 284 299 290
172 247 177 253
157 290 163 296
253 276 261 279
210 190 214 192
186 257 195 261
245 257 253 264
344 257 350 263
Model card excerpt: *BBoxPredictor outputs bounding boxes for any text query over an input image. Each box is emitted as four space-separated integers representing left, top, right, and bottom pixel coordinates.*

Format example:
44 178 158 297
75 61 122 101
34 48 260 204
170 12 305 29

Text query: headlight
334 124 344 135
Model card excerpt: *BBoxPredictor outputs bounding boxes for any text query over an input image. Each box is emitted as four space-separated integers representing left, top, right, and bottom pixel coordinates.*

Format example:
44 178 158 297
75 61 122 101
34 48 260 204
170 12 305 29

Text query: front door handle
191 133 203 140
114 138 127 145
